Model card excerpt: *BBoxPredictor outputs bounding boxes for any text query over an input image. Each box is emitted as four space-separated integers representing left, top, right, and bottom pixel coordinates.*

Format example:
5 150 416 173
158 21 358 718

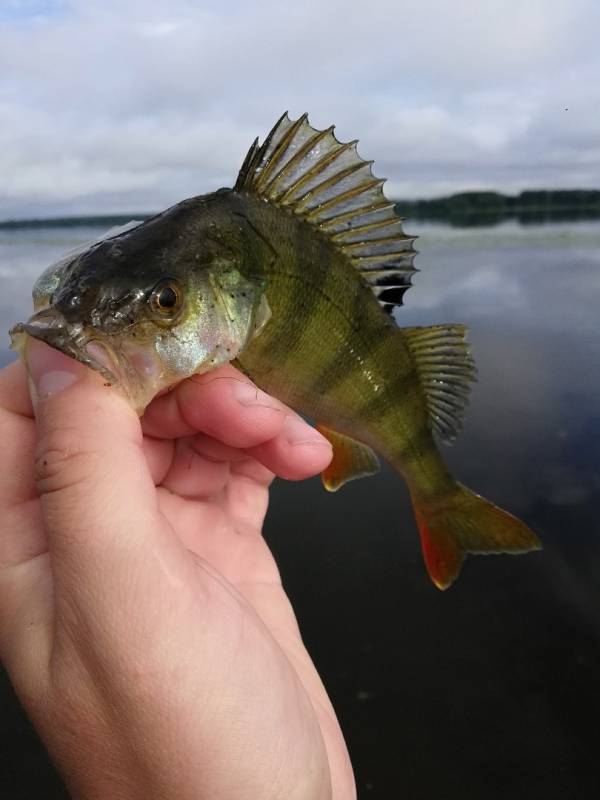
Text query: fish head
11 205 270 413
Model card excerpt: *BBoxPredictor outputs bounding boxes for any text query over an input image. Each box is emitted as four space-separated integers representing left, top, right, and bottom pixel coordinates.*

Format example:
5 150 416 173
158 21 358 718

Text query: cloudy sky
1 0 600 218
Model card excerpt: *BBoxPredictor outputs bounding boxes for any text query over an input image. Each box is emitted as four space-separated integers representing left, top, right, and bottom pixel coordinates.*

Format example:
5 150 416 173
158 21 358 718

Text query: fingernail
233 380 282 409
26 340 84 400
283 415 332 448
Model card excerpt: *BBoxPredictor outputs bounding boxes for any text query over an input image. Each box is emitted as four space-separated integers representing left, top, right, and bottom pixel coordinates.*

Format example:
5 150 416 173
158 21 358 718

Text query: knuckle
35 427 99 495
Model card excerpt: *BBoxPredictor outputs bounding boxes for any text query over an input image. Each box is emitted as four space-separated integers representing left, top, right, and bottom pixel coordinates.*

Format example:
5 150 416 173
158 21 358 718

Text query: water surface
1 219 599 799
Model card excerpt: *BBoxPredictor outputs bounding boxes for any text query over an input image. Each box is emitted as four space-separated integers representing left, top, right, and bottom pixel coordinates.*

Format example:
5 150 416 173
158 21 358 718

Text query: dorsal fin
235 112 418 312
403 325 477 443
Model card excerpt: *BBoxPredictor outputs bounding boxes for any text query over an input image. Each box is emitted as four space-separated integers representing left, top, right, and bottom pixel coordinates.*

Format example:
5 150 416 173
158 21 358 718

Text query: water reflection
0 227 103 368
397 207 600 228
1 219 599 799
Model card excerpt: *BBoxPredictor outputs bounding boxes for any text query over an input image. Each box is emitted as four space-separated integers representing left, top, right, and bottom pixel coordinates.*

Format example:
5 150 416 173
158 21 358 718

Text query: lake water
1 219 599 798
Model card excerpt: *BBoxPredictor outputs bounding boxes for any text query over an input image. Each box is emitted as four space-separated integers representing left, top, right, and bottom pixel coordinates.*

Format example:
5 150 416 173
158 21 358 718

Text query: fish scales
237 198 415 421
10 112 541 589
234 194 449 498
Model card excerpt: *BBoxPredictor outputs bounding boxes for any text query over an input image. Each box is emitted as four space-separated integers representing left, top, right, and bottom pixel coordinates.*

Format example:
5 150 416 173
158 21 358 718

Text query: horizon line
2 188 600 228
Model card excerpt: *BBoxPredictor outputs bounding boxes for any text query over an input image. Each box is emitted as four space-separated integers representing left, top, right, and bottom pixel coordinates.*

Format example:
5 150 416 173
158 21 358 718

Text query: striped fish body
230 191 439 493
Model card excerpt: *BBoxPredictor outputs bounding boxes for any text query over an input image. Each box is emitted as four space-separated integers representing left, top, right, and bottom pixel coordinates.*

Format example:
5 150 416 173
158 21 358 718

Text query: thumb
27 340 164 594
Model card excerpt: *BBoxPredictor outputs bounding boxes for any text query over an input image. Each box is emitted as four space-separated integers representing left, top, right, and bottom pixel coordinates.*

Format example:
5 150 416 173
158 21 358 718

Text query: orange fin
316 425 380 492
411 482 541 590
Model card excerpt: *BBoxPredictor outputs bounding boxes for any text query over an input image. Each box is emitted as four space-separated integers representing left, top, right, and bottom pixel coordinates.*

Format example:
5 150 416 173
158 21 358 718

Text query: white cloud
1 0 600 217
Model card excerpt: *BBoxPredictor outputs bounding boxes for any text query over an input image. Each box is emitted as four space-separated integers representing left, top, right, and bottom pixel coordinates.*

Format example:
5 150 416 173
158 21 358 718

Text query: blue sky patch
0 0 68 22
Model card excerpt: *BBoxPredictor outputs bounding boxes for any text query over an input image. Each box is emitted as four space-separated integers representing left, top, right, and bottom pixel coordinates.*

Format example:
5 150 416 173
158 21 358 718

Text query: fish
10 112 541 589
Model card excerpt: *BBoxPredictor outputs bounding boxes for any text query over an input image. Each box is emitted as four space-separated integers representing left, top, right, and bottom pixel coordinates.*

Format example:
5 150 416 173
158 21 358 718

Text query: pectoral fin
316 425 380 491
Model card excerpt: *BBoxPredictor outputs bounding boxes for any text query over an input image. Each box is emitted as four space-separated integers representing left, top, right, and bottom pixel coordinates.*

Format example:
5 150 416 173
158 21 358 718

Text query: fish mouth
10 308 125 387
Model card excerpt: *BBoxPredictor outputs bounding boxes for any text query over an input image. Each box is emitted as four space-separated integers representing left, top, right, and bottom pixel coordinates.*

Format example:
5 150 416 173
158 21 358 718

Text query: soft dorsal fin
403 325 477 443
316 425 380 491
235 112 418 312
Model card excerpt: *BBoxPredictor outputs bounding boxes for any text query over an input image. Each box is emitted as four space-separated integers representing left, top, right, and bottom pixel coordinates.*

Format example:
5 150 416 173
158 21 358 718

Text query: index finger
141 364 290 448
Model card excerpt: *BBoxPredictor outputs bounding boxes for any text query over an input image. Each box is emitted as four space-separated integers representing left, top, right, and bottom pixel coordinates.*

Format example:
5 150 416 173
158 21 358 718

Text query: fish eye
149 279 183 318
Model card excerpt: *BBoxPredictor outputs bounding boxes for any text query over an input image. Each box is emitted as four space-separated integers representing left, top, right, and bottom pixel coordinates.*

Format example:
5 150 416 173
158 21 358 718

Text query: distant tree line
394 190 600 225
2 190 600 229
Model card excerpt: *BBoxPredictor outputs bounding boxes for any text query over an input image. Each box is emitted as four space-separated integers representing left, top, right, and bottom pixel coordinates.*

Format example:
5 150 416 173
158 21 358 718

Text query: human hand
0 342 356 800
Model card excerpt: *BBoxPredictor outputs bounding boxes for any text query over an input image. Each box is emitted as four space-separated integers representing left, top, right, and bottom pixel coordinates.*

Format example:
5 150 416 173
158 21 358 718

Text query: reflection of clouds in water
409 261 525 314
402 220 600 336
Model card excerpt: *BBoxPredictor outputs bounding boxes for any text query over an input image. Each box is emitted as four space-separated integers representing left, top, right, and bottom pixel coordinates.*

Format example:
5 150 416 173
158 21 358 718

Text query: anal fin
316 425 380 491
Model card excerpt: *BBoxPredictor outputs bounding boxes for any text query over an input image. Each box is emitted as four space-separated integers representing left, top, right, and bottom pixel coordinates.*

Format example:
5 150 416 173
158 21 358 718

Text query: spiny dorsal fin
403 325 477 443
316 424 380 491
235 112 418 312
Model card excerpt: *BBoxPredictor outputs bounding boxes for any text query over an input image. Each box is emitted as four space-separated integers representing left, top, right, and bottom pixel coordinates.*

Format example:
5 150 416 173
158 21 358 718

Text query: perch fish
10 112 541 588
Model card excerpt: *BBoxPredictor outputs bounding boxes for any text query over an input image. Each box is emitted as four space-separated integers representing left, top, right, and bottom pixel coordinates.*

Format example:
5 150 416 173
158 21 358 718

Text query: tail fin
411 482 541 590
